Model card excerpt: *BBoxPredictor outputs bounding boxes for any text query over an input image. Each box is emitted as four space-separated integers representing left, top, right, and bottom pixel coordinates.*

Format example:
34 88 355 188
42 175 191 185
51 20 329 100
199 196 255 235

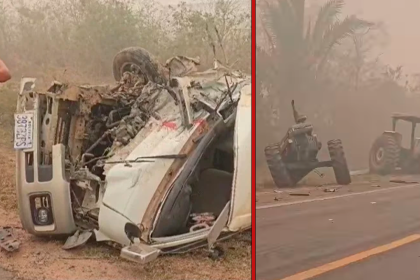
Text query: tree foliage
170 0 251 71
0 0 250 83
258 0 372 95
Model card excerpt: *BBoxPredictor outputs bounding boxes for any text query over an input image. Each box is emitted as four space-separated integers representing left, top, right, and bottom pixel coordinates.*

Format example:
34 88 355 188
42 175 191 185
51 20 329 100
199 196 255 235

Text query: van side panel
229 84 252 231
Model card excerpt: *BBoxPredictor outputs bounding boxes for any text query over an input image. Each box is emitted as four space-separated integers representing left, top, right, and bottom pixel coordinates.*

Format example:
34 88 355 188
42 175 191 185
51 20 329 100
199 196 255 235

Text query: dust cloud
256 0 420 187
343 0 420 74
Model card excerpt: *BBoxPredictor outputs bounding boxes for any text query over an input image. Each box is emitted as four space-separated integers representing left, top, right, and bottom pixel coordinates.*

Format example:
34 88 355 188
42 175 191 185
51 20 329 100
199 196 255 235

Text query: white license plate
14 113 34 150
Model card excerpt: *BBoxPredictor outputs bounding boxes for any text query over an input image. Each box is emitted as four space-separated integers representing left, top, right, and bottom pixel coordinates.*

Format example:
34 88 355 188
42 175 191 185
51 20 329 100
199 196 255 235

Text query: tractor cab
369 113 420 175
393 113 420 160
391 113 420 150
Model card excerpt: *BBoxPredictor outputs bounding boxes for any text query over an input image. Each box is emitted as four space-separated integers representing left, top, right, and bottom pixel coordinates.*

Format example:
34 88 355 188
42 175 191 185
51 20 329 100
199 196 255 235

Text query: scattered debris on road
0 227 20 252
371 184 381 187
324 188 337 193
289 193 310 196
390 179 419 184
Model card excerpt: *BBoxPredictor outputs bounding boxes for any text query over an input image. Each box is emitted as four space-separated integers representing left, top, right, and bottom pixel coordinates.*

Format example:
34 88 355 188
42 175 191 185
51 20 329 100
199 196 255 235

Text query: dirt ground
0 85 251 280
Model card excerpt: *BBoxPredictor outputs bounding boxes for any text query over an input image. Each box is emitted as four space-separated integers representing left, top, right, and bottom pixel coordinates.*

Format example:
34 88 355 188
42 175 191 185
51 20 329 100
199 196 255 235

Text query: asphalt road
315 239 420 280
256 183 420 280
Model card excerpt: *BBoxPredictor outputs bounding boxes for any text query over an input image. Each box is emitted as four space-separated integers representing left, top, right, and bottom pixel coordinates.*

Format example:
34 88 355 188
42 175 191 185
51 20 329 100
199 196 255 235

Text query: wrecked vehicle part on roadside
264 100 351 188
15 47 251 263
0 227 20 252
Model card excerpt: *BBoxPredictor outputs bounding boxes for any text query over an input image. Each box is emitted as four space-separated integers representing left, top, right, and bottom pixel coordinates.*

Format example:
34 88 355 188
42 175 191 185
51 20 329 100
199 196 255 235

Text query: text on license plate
14 113 34 150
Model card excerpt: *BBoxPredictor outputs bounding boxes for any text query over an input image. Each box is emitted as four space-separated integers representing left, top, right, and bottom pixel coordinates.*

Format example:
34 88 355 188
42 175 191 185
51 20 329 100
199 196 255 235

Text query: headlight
37 208 49 224
30 193 54 226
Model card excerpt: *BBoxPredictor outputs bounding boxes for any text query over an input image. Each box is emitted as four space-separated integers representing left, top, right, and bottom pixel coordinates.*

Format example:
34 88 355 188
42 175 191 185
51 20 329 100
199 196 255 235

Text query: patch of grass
142 233 251 280
75 243 119 260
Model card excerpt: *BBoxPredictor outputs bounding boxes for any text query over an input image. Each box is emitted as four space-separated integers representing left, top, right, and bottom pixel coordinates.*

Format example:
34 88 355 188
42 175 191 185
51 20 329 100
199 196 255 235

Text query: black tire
264 143 294 188
112 47 168 84
328 139 351 185
369 134 400 175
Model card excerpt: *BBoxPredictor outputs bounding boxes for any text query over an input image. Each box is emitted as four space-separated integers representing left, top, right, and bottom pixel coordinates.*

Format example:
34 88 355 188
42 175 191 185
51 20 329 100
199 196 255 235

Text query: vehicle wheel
369 134 400 175
328 139 351 185
264 143 294 188
112 47 168 84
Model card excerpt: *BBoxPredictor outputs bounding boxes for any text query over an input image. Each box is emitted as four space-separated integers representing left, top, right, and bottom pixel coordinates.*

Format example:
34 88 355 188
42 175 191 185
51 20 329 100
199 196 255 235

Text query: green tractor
369 113 420 175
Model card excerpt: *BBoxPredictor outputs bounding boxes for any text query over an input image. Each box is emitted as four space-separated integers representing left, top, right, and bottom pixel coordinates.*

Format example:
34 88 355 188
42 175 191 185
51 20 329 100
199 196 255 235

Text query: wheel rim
120 63 147 82
375 147 385 162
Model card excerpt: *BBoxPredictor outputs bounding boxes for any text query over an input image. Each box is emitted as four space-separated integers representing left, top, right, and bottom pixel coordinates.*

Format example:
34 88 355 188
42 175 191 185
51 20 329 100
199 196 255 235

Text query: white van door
228 83 252 231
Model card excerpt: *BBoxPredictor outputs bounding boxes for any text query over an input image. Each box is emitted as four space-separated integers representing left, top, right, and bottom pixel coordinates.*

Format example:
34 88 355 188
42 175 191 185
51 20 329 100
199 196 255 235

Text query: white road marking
349 169 369 176
256 183 420 210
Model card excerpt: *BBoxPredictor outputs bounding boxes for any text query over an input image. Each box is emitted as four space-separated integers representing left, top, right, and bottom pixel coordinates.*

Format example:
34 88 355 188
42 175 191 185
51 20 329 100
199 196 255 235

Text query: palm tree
255 0 373 167
257 0 373 94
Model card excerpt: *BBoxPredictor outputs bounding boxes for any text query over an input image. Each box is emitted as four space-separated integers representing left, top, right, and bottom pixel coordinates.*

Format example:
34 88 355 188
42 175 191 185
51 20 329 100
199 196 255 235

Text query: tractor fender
382 131 402 145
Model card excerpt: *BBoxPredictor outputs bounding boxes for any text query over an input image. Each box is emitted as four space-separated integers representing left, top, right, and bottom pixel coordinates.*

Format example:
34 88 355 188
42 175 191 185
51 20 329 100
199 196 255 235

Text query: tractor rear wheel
328 139 351 185
264 144 293 188
369 134 400 175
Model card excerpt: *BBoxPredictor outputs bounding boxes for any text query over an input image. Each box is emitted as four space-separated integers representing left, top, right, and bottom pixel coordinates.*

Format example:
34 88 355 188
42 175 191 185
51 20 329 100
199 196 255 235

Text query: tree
258 0 373 96
256 0 373 166
170 0 251 72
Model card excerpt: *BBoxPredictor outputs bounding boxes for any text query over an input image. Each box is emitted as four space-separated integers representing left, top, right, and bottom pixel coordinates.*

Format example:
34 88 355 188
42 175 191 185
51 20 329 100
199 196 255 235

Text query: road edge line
256 183 420 210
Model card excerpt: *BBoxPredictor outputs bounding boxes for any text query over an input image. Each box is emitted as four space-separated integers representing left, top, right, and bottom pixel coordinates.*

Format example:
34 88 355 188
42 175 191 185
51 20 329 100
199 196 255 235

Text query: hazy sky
343 0 420 73
157 0 183 4
255 0 420 73
19 0 419 73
